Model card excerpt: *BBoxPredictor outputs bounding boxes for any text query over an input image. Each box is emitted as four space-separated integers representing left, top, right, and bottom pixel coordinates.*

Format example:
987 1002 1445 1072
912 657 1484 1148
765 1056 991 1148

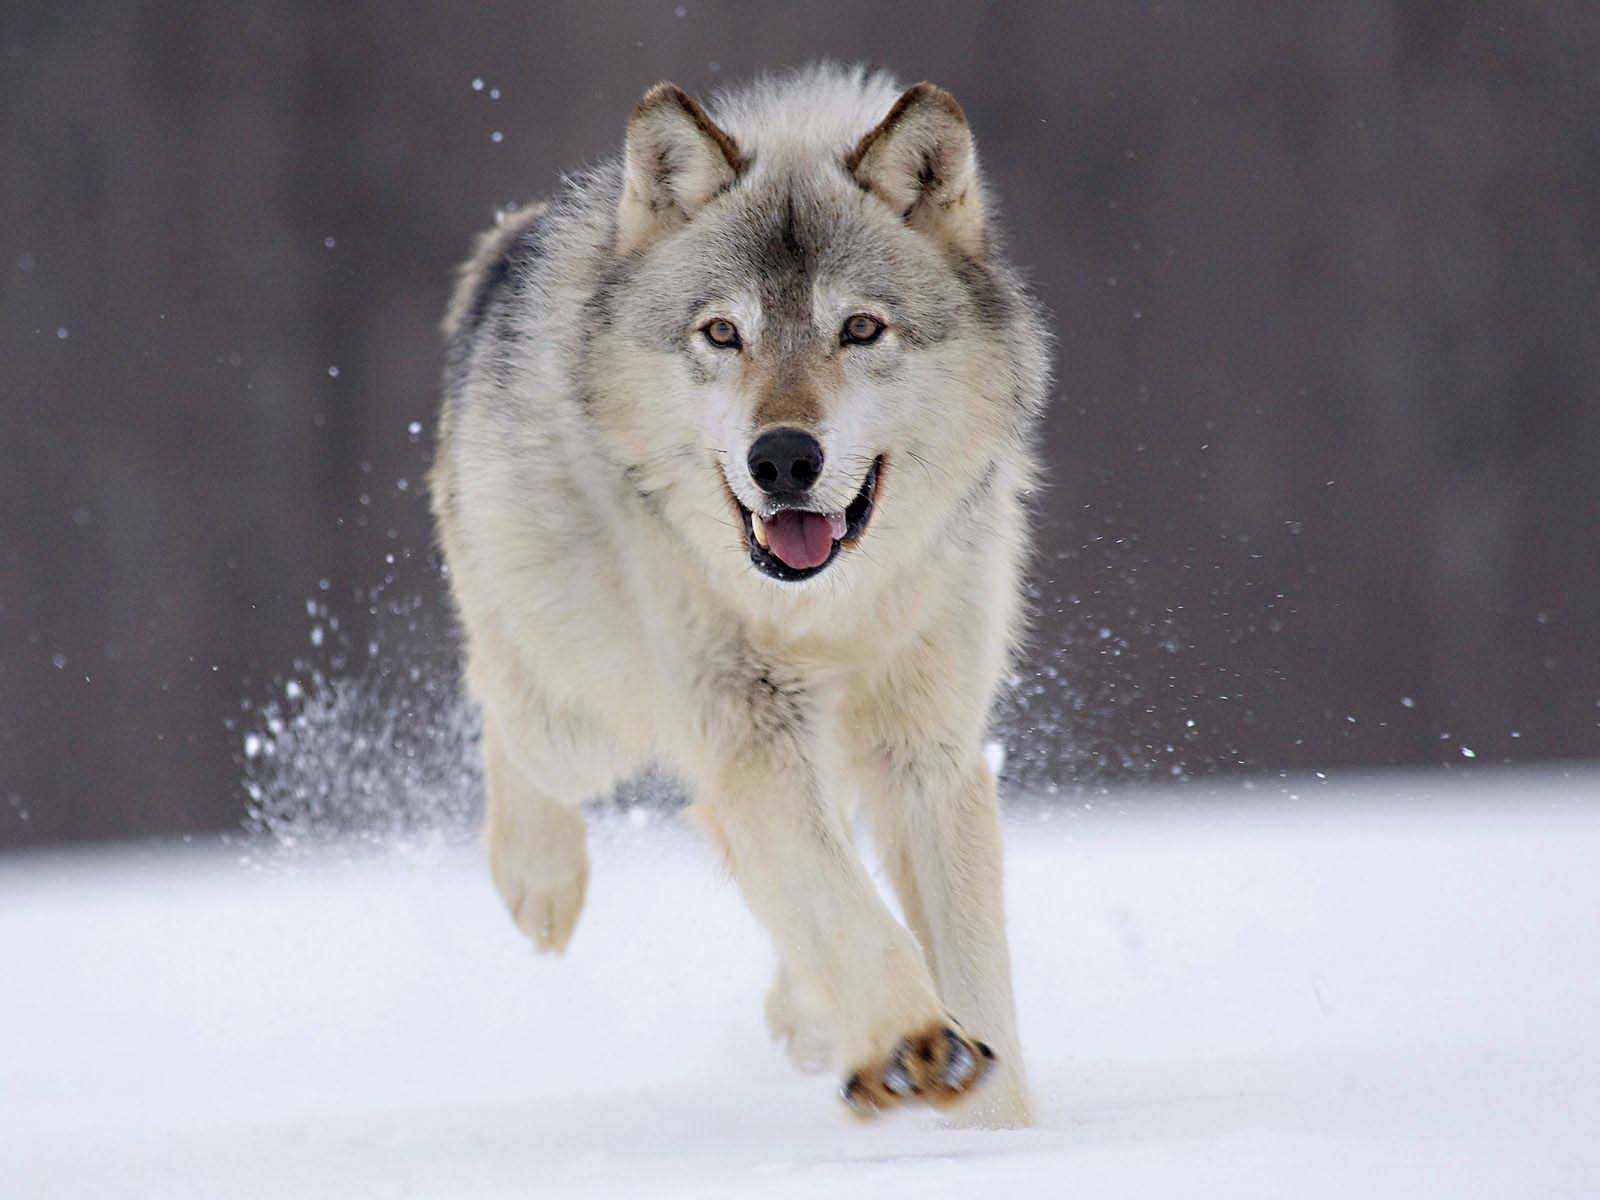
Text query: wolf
429 64 1049 1127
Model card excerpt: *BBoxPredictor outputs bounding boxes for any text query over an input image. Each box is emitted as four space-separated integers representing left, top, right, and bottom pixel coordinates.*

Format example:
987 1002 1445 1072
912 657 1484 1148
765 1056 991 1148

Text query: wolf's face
586 77 1038 598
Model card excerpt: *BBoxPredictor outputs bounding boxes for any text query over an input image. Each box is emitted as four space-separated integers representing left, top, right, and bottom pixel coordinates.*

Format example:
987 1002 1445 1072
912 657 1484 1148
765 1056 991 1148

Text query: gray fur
430 63 1051 1128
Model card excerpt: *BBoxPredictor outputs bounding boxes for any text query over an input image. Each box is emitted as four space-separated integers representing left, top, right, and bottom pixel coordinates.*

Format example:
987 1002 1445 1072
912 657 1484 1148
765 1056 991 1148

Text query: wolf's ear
617 83 743 255
847 83 985 257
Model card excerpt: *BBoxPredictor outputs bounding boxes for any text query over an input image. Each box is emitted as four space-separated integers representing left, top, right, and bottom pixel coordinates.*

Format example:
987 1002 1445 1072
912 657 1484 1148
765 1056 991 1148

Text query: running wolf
430 64 1049 1127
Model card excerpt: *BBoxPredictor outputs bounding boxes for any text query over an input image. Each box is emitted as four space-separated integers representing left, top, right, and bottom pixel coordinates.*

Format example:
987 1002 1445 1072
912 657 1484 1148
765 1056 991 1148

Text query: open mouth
734 457 882 582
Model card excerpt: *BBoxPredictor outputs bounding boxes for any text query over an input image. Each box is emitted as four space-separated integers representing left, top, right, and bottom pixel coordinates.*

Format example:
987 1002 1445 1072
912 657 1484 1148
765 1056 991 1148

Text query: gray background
3 2 1597 848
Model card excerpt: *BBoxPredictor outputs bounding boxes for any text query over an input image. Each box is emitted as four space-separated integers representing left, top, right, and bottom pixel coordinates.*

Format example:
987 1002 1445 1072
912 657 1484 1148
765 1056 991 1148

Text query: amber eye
702 318 741 349
841 313 885 345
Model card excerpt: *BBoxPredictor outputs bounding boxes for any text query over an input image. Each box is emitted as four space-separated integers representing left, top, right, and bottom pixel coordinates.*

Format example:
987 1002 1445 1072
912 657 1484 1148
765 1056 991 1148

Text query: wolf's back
441 202 551 349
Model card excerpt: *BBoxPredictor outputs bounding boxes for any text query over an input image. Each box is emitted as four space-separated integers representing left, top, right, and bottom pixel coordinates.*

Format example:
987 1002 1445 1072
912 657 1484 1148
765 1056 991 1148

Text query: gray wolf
429 63 1049 1127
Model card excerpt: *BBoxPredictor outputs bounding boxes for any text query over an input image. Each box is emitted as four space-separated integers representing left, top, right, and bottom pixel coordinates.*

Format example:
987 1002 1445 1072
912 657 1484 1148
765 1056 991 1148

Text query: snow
4 770 1600 1198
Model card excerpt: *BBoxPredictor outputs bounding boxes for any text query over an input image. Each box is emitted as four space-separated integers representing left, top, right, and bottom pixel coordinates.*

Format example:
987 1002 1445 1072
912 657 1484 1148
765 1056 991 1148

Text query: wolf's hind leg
764 963 834 1074
483 723 590 954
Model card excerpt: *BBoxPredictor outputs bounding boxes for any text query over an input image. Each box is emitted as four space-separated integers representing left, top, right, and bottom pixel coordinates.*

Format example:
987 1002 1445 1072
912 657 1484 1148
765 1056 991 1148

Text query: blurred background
3 1 1597 849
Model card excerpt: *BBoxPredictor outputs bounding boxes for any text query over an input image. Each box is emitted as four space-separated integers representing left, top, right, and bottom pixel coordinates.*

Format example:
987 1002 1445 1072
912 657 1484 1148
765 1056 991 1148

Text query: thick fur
430 64 1050 1127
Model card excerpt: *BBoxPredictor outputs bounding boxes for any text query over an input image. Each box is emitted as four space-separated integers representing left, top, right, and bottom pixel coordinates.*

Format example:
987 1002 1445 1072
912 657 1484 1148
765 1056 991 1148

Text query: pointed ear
616 83 744 255
847 83 985 257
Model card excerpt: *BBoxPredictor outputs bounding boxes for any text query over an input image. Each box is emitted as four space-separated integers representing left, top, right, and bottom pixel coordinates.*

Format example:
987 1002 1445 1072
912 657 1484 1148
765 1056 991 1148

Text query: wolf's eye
702 318 742 349
841 314 885 346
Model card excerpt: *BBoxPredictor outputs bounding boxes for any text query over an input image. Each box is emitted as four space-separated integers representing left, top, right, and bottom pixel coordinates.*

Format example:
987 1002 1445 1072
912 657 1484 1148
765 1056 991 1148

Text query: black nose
747 427 823 496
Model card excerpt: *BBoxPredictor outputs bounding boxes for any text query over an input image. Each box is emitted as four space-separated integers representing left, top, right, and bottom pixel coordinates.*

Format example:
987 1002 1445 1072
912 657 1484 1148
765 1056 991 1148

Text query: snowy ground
5 770 1600 1198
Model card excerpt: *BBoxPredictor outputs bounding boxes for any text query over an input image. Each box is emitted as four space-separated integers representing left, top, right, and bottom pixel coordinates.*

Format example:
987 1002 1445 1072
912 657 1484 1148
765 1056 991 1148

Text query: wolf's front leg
483 722 589 954
688 741 995 1117
860 755 1031 1128
841 626 1033 1129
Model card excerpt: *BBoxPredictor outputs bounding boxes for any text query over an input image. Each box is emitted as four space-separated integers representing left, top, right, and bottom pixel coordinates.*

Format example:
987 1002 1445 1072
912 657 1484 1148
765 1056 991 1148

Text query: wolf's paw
487 809 588 954
499 861 586 953
765 970 834 1074
839 1022 996 1118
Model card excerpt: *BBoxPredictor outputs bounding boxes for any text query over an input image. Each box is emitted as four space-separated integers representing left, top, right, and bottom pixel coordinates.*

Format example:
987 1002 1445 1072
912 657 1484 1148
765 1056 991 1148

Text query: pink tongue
764 510 839 570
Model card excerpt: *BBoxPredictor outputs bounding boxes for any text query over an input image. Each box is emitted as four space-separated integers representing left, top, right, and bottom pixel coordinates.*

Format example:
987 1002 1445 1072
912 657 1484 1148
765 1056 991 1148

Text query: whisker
903 448 937 485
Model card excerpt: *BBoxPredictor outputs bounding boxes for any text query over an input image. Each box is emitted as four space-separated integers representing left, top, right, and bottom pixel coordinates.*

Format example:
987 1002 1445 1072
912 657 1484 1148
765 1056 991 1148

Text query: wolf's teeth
751 513 768 548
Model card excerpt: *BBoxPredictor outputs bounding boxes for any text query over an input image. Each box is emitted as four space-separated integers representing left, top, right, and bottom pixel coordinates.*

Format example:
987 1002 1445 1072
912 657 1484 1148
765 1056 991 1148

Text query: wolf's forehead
710 187 884 310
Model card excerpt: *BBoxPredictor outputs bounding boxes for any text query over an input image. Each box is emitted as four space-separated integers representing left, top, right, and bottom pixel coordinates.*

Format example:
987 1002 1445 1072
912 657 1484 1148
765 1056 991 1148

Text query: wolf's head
584 66 1047 600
